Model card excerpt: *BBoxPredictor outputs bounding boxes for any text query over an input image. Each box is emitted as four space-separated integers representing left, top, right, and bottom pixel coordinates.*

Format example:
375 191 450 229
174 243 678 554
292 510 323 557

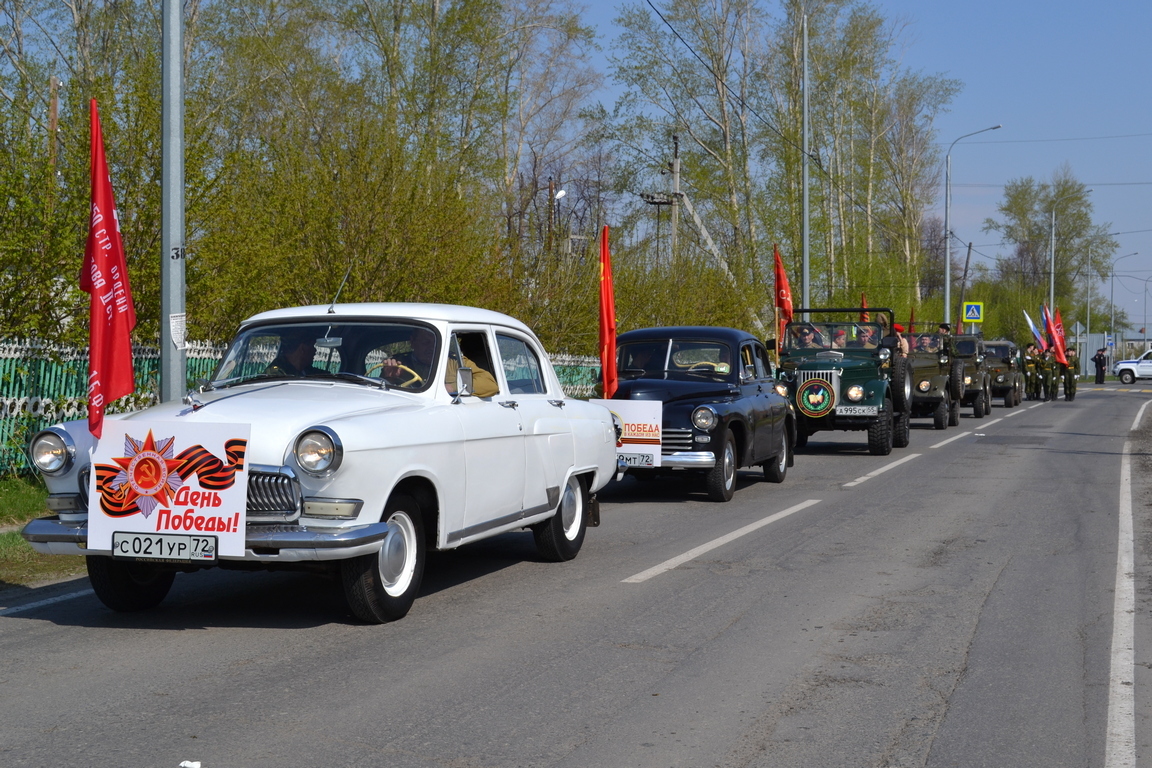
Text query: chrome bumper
21 516 392 563
660 451 716 469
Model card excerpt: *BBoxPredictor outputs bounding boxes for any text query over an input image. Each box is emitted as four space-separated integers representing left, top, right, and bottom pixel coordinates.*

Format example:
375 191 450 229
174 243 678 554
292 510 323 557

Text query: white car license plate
836 405 877 416
112 532 217 562
620 452 655 467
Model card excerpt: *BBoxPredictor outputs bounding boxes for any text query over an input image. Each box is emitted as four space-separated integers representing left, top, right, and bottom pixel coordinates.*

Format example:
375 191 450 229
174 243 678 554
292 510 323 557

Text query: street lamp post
1049 188 1092 311
944 124 1001 325
1110 251 1139 365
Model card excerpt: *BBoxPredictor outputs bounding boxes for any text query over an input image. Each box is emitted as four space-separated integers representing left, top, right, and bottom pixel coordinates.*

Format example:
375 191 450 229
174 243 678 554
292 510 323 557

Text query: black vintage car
612 327 795 502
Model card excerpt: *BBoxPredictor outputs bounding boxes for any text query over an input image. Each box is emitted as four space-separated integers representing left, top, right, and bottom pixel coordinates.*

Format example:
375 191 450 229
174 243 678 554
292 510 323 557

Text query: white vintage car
23 303 622 623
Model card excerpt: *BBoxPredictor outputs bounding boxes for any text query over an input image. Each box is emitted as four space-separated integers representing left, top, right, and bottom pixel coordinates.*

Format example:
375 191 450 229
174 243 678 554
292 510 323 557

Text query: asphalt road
2 386 1151 767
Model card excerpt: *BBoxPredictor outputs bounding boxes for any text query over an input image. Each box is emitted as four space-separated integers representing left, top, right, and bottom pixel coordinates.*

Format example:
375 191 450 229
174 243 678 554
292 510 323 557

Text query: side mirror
879 336 898 349
764 339 777 352
451 367 474 403
938 354 948 366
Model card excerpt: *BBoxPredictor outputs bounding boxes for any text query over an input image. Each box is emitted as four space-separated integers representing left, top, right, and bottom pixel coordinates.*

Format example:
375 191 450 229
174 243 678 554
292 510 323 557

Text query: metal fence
0 340 601 475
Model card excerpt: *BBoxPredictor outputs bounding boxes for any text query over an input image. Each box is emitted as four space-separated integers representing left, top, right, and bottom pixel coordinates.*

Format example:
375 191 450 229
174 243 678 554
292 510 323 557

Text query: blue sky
578 0 1152 326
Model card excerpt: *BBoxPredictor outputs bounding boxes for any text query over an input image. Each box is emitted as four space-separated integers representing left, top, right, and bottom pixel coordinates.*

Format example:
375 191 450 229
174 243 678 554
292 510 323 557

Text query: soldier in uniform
1041 349 1058 401
1022 343 1040 400
1063 348 1079 401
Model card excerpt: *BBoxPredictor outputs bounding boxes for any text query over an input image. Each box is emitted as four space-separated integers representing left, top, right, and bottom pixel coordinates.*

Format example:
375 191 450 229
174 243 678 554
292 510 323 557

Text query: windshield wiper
333 371 388 390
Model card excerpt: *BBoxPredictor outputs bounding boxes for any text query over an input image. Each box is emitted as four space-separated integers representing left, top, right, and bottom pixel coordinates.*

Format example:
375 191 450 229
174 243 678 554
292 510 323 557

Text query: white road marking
842 453 921 487
1004 411 1021 417
929 431 971 449
984 418 1002 426
1028 403 1044 409
1 589 93 617
1105 438 1136 768
622 499 822 583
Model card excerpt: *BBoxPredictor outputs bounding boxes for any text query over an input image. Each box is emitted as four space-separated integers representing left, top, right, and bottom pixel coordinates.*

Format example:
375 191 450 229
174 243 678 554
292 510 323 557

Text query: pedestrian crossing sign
962 302 984 323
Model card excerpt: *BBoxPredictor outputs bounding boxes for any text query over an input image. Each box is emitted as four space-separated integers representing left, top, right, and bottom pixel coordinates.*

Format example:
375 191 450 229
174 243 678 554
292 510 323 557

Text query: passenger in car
381 328 499 397
265 332 329 377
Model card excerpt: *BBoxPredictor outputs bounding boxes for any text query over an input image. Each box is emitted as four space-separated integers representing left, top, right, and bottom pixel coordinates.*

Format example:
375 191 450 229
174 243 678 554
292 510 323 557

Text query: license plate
836 405 877 416
112 532 217 562
620 453 655 467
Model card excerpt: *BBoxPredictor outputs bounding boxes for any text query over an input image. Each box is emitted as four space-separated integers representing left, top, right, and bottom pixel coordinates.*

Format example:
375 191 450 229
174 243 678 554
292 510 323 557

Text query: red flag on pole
860 293 870 323
773 244 793 343
598 225 618 398
909 307 916 334
1053 307 1069 365
80 99 136 438
1042 305 1067 365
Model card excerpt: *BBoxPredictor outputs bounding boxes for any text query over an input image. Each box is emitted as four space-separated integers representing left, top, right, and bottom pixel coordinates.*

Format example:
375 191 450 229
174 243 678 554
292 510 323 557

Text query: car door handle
548 399 566 408
499 400 519 409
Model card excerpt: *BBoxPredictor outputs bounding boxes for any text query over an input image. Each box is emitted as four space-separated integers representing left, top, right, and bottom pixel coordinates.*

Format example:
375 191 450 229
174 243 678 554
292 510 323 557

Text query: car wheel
948 399 960 427
1120 370 1135 385
1004 390 1015 408
533 474 588 561
973 389 985 418
86 556 176 612
867 397 894 456
704 430 737 501
933 395 949 430
342 494 426 624
893 407 911 448
795 428 809 449
763 428 789 483
891 357 912 410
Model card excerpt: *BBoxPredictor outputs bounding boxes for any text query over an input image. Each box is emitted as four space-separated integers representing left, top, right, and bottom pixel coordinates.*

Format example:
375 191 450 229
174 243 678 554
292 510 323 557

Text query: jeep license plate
620 453 655 467
112 532 217 562
836 405 877 416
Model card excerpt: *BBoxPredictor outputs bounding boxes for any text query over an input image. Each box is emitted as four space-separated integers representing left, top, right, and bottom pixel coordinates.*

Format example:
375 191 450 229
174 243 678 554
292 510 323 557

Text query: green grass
0 474 49 527
0 474 85 588
0 531 86 587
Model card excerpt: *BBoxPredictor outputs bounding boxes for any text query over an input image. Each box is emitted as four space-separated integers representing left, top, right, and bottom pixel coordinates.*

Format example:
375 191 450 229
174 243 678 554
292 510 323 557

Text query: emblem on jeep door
796 379 836 418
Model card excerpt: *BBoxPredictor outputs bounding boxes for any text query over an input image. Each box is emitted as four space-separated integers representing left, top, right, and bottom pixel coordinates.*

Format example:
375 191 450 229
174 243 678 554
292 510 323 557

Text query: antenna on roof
327 263 354 314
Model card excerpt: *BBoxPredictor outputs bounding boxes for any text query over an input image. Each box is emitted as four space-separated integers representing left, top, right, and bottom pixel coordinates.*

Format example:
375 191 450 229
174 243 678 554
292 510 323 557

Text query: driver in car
380 328 499 396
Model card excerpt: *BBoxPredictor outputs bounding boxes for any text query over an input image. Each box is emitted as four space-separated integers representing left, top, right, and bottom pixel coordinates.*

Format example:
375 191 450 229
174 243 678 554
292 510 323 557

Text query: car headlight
692 406 718 430
963 375 972 386
917 380 931 392
774 383 789 397
29 429 75 476
847 385 865 402
995 374 1005 383
878 348 891 361
294 427 343 475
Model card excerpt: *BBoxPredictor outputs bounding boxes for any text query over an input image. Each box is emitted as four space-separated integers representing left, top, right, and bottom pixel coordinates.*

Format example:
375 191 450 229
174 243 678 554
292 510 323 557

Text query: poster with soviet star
87 421 251 557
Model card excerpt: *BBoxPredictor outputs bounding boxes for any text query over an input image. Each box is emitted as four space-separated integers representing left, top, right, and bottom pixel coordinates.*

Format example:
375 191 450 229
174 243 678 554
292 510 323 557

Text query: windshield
617 340 735 382
985 344 1012 359
910 334 945 354
954 339 980 356
212 321 440 392
784 322 882 351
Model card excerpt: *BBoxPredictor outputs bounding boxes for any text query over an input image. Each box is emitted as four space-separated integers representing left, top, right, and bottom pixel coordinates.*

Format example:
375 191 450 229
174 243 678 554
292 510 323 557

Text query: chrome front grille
798 369 841 392
662 428 694 454
246 465 302 523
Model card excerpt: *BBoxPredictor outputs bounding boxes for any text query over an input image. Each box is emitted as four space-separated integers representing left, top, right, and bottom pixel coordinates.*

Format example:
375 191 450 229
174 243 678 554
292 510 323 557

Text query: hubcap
379 512 416 596
724 442 736 489
777 431 787 472
560 477 583 541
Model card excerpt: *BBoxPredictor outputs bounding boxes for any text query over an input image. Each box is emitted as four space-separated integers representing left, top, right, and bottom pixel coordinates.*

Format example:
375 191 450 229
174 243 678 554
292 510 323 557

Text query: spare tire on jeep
948 357 964 400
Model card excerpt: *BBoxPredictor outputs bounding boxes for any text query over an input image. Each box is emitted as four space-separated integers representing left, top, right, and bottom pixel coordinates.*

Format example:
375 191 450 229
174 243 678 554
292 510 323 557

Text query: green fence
0 340 600 475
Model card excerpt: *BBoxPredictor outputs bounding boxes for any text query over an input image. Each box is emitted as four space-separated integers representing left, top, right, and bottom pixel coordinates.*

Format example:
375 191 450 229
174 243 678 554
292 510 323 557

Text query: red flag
860 293 870 323
598 225 618 398
80 100 136 438
1053 307 1069 365
773 244 793 343
1042 305 1067 366
909 307 916 334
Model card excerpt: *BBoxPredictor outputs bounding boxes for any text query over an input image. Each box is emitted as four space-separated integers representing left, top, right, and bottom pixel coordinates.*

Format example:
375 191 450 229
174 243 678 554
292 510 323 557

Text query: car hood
115 381 421 465
613 377 737 404
783 355 880 372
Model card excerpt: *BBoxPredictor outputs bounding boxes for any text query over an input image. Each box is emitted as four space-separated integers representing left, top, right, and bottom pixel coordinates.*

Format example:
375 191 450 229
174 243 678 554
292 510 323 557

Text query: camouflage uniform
1022 346 1040 400
1063 352 1078 401
1041 352 1058 401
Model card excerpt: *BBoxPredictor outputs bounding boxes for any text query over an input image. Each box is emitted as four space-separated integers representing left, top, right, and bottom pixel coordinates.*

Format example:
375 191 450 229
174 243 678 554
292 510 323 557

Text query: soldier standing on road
1063 348 1079 400
1092 348 1108 384
1023 343 1040 400
1040 349 1058 401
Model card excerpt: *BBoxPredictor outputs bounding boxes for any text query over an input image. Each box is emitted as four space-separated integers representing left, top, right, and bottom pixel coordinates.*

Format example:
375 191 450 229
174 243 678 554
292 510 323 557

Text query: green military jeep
906 330 963 429
777 308 912 455
953 334 992 418
983 339 1024 407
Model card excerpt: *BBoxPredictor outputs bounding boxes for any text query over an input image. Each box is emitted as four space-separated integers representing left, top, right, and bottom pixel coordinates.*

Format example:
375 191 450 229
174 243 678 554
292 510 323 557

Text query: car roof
240 303 534 335
616 326 760 345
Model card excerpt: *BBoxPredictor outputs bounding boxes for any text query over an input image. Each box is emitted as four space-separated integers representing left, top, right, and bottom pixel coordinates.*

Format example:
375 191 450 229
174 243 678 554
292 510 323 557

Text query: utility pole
957 242 973 328
160 0 187 402
671 135 680 260
801 14 810 320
